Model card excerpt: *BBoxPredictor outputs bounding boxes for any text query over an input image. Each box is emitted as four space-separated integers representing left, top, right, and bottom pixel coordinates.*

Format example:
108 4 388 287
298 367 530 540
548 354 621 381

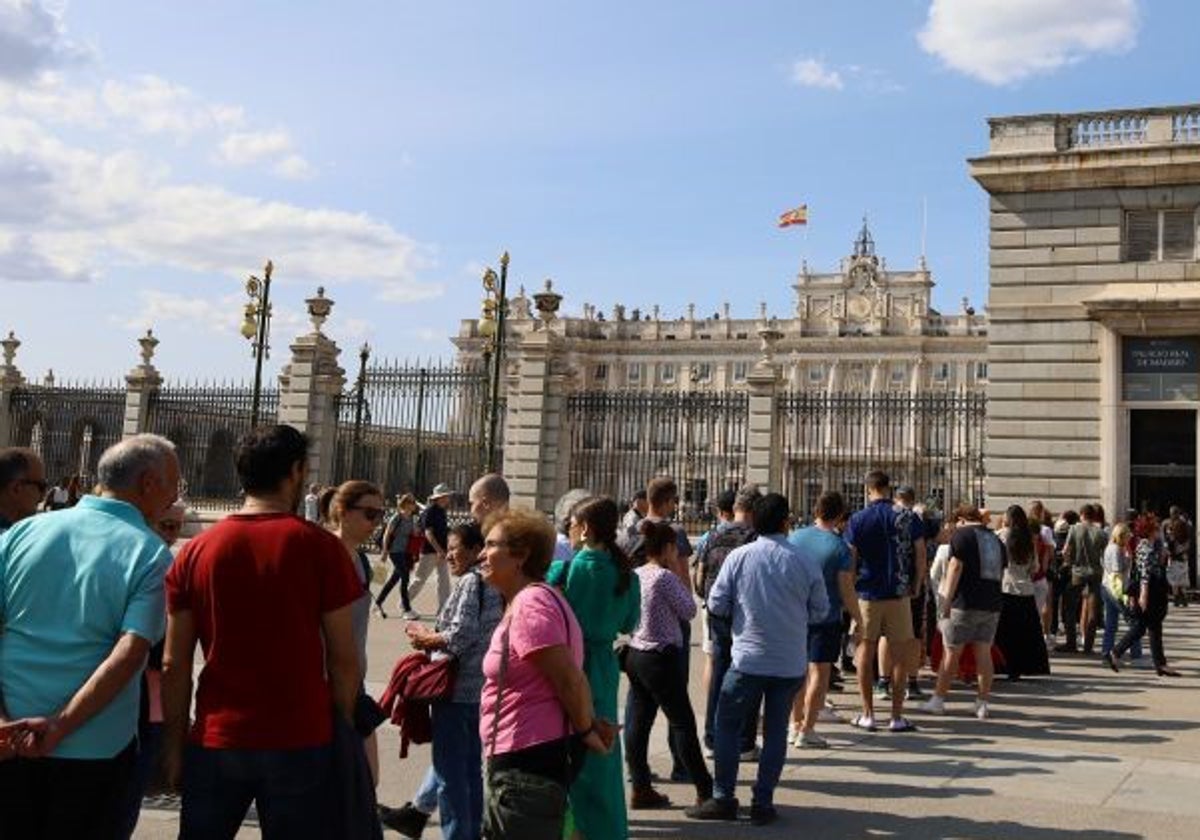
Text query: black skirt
995 593 1050 677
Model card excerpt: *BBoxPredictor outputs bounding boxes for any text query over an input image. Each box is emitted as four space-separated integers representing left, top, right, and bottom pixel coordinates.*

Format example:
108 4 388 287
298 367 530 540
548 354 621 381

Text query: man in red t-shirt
161 425 362 838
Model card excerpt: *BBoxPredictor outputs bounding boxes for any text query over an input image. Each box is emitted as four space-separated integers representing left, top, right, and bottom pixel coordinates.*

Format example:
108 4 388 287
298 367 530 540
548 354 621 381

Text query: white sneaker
795 730 829 749
920 696 946 715
974 699 990 720
818 707 843 724
402 610 420 620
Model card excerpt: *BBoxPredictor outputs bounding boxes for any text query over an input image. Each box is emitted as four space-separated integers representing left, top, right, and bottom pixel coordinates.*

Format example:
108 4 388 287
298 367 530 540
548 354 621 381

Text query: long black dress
995 562 1051 678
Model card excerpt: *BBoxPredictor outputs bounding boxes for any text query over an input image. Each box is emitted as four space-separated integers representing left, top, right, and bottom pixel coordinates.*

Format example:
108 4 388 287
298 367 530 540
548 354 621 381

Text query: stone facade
454 222 988 398
971 104 1200 517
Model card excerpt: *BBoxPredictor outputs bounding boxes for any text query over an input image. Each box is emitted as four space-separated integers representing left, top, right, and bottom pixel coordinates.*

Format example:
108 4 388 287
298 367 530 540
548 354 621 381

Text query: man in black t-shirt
407 483 453 612
921 504 1005 720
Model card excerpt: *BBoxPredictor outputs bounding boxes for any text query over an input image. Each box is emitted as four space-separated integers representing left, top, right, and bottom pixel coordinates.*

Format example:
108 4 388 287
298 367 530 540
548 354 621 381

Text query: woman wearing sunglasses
323 480 388 786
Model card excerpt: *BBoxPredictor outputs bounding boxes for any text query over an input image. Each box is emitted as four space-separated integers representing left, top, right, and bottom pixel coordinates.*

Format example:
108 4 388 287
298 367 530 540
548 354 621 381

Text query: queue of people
1 434 1194 839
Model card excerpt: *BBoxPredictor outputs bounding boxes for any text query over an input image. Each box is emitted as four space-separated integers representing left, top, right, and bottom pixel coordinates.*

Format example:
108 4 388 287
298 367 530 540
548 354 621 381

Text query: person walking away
623 520 714 810
0 447 46 534
876 485 928 702
409 484 454 614
1027 501 1055 638
1100 524 1142 661
1057 504 1106 654
161 425 365 839
378 494 420 619
0 435 178 838
788 491 860 748
922 504 1005 719
477 509 618 840
383 523 505 839
993 505 1050 680
844 471 925 733
1107 514 1182 677
690 493 829 826
547 496 640 840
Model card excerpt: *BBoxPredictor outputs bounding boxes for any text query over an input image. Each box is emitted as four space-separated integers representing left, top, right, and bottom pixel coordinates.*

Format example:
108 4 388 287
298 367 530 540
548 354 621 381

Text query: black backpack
692 523 755 600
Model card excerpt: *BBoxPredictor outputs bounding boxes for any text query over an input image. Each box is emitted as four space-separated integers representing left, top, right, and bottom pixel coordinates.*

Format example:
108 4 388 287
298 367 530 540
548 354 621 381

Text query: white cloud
0 0 87 81
790 58 844 91
219 129 292 165
102 75 243 138
272 153 315 180
918 0 1139 85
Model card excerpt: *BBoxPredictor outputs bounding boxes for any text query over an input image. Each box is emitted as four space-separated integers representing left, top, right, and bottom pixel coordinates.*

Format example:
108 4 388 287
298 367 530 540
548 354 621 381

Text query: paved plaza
134 559 1200 839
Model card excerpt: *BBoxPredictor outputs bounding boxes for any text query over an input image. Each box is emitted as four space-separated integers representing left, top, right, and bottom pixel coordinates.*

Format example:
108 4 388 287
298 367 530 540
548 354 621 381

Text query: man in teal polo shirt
0 433 179 838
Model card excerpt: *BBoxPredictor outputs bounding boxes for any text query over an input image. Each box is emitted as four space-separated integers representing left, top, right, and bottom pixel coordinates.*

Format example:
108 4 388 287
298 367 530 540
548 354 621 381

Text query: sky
1 0 1197 382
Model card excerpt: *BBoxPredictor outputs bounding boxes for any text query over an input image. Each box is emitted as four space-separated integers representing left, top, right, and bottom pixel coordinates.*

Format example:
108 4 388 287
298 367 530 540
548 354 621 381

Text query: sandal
888 717 918 733
851 714 877 732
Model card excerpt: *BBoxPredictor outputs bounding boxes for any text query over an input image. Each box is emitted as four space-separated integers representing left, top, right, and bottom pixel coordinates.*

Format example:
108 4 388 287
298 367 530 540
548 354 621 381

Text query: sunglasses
350 506 384 522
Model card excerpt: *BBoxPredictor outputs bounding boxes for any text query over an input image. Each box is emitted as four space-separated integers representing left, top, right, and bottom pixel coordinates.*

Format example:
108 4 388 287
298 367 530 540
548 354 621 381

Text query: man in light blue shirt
0 434 178 838
690 492 829 827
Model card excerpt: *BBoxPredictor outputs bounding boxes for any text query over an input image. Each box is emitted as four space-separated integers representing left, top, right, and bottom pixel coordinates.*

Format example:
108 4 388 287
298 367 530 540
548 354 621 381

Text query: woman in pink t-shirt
477 509 618 840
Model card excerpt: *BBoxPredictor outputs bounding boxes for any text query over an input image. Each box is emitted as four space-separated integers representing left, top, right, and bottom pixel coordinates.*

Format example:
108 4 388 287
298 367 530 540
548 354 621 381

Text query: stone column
503 329 569 512
123 330 162 437
1097 324 1126 518
0 332 25 447
745 365 781 492
277 288 345 486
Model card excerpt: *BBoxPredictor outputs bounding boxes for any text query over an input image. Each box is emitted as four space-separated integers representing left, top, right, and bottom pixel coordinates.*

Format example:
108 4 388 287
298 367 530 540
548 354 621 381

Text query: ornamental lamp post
240 260 274 428
352 342 370 476
480 252 510 473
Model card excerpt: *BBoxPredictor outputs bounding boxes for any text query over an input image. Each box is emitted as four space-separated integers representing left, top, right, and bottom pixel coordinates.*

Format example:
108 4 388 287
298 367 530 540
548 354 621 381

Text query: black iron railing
566 390 750 531
7 384 126 491
778 390 986 521
331 359 497 503
147 383 279 508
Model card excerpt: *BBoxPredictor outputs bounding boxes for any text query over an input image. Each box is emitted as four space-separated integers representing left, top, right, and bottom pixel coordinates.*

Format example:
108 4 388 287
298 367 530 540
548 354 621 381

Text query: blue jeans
180 744 334 839
704 614 759 751
1101 587 1142 658
713 669 803 808
412 701 483 840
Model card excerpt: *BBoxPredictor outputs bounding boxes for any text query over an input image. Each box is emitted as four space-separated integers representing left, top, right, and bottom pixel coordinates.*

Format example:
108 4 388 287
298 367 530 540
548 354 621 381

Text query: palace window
891 364 906 385
809 365 824 384
975 362 989 380
1124 209 1197 262
594 363 608 382
693 362 713 383
659 362 676 384
626 362 642 384
933 362 950 381
732 361 748 382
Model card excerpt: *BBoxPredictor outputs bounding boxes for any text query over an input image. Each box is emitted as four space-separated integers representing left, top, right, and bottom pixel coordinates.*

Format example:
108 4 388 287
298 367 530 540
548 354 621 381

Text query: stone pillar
123 330 162 437
745 364 782 492
1097 325 1126 518
503 329 569 512
277 288 345 487
0 332 25 447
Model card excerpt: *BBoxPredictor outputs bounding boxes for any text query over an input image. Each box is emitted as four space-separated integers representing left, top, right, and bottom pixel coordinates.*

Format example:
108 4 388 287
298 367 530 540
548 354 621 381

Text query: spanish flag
777 204 808 228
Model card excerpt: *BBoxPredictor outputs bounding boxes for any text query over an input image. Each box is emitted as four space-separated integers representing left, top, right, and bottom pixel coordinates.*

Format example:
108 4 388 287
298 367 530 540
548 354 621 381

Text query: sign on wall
1123 337 1200 401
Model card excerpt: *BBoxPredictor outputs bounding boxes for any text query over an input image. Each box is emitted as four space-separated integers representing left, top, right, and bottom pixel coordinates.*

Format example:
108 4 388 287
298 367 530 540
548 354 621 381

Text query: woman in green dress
548 496 640 840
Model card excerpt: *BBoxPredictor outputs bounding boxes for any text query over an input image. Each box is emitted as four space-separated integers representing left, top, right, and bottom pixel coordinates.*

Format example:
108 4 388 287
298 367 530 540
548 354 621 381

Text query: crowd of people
0 435 1193 839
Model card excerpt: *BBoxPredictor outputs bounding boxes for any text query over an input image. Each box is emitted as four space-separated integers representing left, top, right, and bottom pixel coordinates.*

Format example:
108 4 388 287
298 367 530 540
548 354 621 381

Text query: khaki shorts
857 596 915 643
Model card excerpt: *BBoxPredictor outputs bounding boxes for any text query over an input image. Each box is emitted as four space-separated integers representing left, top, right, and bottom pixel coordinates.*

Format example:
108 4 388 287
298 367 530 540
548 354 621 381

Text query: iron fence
6 383 127 491
779 390 986 522
147 383 279 508
331 359 497 503
566 390 750 530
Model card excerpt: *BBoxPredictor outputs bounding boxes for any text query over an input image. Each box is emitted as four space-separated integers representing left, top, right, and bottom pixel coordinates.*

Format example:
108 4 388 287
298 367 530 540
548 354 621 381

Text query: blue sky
1 0 1196 381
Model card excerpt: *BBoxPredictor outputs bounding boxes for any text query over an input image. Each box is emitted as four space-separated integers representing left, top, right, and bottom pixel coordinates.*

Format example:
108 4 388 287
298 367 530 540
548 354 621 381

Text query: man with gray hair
0 447 46 534
0 434 178 838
